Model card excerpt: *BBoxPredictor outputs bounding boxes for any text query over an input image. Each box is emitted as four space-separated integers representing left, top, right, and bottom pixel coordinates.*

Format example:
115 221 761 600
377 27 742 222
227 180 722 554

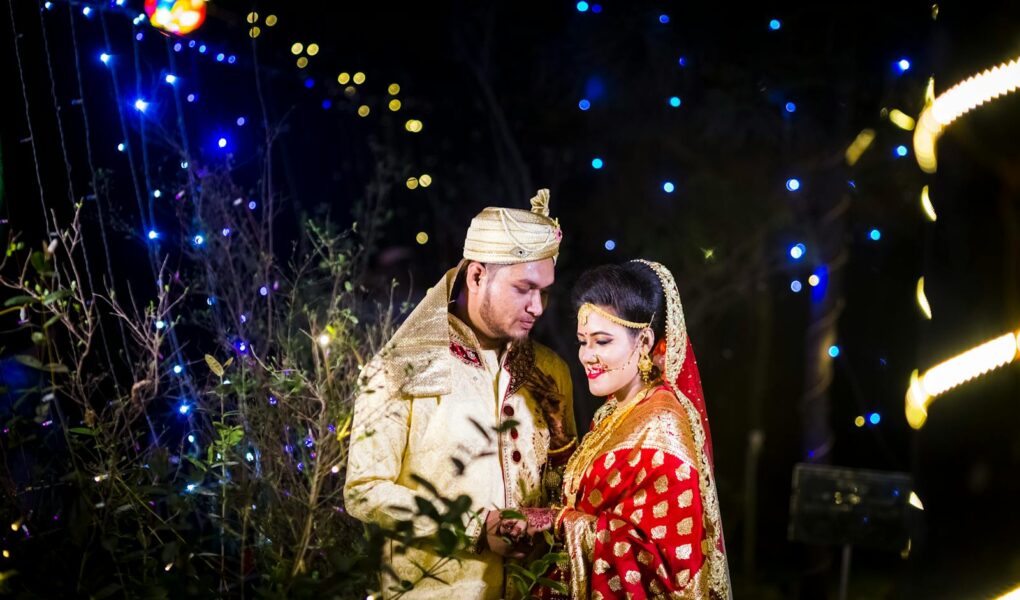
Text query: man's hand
482 509 527 558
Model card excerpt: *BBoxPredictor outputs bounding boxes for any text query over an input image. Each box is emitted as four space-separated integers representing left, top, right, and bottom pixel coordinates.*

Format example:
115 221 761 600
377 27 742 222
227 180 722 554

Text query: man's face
476 259 555 342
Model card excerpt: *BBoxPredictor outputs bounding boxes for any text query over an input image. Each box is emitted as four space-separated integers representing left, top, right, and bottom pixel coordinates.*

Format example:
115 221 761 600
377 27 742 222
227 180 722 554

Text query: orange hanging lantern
144 0 207 36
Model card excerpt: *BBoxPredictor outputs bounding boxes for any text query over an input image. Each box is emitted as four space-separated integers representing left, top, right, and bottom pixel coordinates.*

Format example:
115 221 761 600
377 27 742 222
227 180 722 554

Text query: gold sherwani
344 264 575 599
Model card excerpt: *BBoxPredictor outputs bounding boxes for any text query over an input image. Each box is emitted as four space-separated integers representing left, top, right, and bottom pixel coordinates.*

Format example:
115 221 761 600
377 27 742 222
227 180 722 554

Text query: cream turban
462 189 562 264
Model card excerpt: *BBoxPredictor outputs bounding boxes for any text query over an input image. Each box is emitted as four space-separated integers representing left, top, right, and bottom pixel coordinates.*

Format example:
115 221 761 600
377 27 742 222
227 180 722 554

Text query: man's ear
465 262 486 292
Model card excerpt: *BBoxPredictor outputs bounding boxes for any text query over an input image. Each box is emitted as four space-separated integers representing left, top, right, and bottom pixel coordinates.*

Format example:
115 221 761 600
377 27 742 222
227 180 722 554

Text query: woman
532 260 730 599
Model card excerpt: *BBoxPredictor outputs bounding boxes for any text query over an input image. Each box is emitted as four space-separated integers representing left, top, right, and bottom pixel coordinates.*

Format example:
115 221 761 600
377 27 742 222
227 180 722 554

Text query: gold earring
638 351 654 383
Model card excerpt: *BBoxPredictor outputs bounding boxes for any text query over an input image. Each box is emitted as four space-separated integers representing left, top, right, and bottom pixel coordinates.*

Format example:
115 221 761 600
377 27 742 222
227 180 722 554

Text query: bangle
549 438 576 456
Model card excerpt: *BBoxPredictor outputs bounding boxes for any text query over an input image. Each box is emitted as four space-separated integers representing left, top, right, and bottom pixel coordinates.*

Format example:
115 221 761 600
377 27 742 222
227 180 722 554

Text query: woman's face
576 305 651 399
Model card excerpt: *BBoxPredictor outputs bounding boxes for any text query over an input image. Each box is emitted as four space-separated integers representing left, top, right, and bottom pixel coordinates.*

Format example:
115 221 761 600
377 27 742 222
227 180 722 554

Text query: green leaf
204 354 224 378
42 289 72 305
68 427 96 436
500 508 526 521
3 295 34 307
538 577 568 595
43 314 61 329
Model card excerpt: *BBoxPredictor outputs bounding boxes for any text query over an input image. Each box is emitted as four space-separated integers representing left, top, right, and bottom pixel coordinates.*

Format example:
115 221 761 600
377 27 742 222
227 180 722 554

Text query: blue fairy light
100 53 111 65
785 102 796 113
221 227 231 237
188 40 196 48
228 55 237 64
268 396 278 406
206 296 216 306
248 200 257 210
186 93 196 103
663 181 675 193
769 19 781 30
186 483 197 492
591 3 602 12
218 137 228 149
198 44 207 53
173 42 182 52
82 6 92 17
193 234 205 246
578 98 591 111
790 280 803 293
304 437 314 448
216 53 225 62
165 74 177 84
869 412 881 425
259 286 269 297
236 117 246 126
659 14 670 24
786 178 801 191
178 403 191 415
677 56 687 67
153 189 162 198
187 434 195 443
869 228 882 241
591 157 604 169
322 99 332 110
604 239 616 251
789 243 806 260
172 364 183 375
135 32 144 41
117 143 125 152
155 320 166 329
576 1 589 11
303 78 315 89
147 229 159 240
134 99 149 112
828 345 841 358
669 96 682 107
895 145 908 157
245 452 255 462
897 59 911 73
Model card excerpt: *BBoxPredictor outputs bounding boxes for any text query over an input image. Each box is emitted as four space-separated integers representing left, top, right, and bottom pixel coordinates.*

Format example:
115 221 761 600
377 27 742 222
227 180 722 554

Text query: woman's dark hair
571 262 666 343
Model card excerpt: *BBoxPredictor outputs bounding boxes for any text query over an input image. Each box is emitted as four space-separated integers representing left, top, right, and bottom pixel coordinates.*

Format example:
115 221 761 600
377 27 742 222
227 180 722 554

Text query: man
344 189 577 599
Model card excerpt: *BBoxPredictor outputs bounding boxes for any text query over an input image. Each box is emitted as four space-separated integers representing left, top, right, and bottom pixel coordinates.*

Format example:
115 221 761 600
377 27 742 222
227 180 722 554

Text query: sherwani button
510 428 519 439
512 450 522 462
502 405 515 417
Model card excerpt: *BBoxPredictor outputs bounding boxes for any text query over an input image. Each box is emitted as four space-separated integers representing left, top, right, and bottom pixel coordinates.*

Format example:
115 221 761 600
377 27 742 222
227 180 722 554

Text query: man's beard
480 294 529 343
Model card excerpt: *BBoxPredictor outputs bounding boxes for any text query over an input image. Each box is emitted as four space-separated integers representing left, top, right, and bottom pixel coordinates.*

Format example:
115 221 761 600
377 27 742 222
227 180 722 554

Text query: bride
520 260 731 600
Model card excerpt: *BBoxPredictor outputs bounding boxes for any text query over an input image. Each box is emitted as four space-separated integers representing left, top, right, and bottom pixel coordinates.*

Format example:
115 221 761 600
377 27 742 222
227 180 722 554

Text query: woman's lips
586 367 604 380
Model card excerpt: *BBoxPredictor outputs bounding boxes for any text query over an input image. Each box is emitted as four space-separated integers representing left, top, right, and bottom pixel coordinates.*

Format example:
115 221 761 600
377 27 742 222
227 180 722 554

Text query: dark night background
2 1 1019 598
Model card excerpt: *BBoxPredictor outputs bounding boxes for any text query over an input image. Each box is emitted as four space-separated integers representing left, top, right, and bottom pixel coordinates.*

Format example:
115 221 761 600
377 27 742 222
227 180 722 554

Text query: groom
344 189 577 599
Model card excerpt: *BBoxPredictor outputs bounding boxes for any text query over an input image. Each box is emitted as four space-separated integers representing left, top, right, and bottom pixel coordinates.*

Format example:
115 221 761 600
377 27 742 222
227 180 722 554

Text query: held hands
482 507 558 558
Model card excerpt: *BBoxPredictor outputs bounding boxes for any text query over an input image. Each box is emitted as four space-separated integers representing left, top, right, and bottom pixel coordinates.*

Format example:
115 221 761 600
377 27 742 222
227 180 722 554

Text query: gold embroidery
635 468 647 486
678 489 693 508
638 550 653 565
675 544 692 560
627 449 641 467
613 541 631 556
608 575 622 592
676 463 691 481
629 529 642 540
596 529 611 544
613 504 624 516
594 558 610 574
625 570 641 584
651 525 667 539
610 519 625 531
676 516 693 536
657 563 668 580
652 449 665 467
588 489 603 507
676 569 690 587
650 580 665 594
654 475 669 494
653 500 669 518
607 469 622 487
634 489 647 506
631 509 644 523
604 452 616 470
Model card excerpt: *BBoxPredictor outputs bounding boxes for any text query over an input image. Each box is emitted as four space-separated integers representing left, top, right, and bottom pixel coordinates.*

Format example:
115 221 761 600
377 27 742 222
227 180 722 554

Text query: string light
415 232 429 245
845 128 876 166
854 416 865 427
353 72 366 84
307 44 320 56
916 277 932 319
419 174 432 187
658 14 670 24
317 334 330 347
920 185 937 221
869 228 882 241
164 74 177 85
134 99 149 112
337 72 350 84
604 240 616 251
895 145 908 157
291 43 303 55
789 243 806 260
406 177 419 189
178 403 192 415
388 99 402 111
388 83 400 95
576 1 589 12
769 19 781 30
100 53 111 65
669 96 682 107
905 328 1020 429
786 178 801 191
785 101 796 113
265 15 277 26
914 56 1020 173
578 99 591 111
790 280 803 293
896 58 911 73
591 157 604 169
888 109 916 130
662 181 675 193
357 105 370 117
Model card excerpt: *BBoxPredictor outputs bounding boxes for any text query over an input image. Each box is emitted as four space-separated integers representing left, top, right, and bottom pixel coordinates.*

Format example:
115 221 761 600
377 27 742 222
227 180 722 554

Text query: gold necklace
562 384 654 507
